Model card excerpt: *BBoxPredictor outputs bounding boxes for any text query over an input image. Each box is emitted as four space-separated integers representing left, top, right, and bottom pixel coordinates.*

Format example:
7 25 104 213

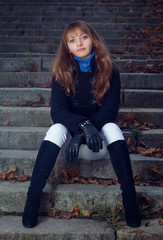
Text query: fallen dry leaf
66 168 79 178
139 147 156 156
101 179 113 186
157 86 163 90
116 204 124 213
126 137 131 146
158 220 163 225
138 193 153 209
42 101 50 107
134 228 143 234
37 81 51 88
0 167 28 182
2 119 10 126
48 208 71 219
37 93 44 104
70 205 80 217
48 208 59 217
138 146 163 158
157 206 163 211
82 209 91 217
145 221 150 227
149 164 163 176
124 60 133 72
123 113 135 122
87 178 98 184
16 93 49 107
117 113 156 132
51 165 162 188
2 102 11 106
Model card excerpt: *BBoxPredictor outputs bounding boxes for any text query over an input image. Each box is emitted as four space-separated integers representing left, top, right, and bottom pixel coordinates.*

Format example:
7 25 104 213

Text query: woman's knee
44 123 70 147
101 122 125 146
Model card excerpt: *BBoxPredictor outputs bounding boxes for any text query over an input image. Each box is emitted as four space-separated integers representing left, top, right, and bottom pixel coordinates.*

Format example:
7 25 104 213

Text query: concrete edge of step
0 215 163 240
0 181 162 214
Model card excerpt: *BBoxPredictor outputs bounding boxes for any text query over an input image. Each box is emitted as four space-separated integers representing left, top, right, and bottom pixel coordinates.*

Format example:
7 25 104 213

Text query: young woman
22 20 141 228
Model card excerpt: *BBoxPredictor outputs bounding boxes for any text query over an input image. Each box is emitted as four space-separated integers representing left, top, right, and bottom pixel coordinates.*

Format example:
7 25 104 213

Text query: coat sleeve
50 77 87 133
90 65 121 130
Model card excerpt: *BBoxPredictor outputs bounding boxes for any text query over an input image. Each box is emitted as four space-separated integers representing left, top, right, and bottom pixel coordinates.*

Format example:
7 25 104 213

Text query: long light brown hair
52 20 113 105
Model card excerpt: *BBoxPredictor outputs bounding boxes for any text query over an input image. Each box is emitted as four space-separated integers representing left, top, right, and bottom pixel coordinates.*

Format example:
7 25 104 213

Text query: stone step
0 0 157 5
0 11 160 19
121 89 163 108
0 216 162 240
0 43 161 55
54 184 163 213
34 59 163 74
0 7 139 14
0 181 50 214
0 58 162 75
1 71 162 90
0 28 161 38
0 0 139 3
0 126 48 150
0 15 161 23
0 36 157 46
0 106 163 127
0 126 162 150
0 106 52 127
0 9 140 16
0 148 162 180
0 52 161 60
0 182 162 215
0 88 162 108
0 10 157 18
121 73 163 89
0 87 50 106
0 1 160 8
0 4 159 14
0 12 162 22
117 108 163 126
0 57 43 72
1 58 162 74
0 215 115 240
1 2 162 10
0 22 159 30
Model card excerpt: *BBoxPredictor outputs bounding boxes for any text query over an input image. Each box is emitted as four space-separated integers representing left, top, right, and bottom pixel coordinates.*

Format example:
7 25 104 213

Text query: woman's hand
65 132 84 161
78 120 103 152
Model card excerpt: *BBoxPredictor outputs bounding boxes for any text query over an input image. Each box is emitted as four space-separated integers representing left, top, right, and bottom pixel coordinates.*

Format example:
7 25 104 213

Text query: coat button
90 99 95 104
89 78 93 83
73 100 79 106
74 79 79 85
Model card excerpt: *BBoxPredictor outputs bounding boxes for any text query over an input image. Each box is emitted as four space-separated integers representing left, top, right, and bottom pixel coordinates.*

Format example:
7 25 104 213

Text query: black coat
50 64 121 133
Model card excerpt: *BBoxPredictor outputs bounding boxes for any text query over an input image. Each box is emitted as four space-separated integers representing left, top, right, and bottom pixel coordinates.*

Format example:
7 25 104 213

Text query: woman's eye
82 35 87 40
70 39 75 43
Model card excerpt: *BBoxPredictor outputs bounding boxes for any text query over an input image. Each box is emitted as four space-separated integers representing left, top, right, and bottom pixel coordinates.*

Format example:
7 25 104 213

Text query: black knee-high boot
22 140 60 228
107 140 141 227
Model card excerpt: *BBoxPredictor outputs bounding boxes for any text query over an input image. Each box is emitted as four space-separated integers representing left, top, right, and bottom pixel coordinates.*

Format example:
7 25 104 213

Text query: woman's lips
77 48 85 52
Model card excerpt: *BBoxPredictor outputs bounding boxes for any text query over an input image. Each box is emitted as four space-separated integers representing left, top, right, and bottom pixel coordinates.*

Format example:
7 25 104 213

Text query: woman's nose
77 38 83 46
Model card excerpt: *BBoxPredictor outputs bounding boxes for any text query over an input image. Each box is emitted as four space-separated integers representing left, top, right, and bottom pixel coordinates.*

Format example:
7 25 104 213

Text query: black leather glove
65 132 84 162
78 120 103 152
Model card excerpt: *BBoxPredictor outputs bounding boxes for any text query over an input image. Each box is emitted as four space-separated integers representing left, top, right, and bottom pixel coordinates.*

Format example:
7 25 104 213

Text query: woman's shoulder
51 75 56 82
112 62 120 75
109 62 121 88
51 75 62 90
110 62 120 80
51 75 61 85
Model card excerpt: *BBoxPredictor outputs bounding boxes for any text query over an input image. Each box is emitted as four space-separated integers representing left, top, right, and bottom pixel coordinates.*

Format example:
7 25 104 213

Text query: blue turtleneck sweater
74 51 95 72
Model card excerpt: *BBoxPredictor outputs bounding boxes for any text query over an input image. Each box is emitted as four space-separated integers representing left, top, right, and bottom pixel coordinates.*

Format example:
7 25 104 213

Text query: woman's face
66 27 93 59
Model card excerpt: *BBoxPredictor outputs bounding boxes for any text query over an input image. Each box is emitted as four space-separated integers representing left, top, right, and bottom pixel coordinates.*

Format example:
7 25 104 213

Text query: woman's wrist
78 120 91 131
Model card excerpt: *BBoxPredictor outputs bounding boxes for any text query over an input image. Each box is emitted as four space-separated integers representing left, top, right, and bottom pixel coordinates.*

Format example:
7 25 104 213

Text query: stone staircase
0 0 163 239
